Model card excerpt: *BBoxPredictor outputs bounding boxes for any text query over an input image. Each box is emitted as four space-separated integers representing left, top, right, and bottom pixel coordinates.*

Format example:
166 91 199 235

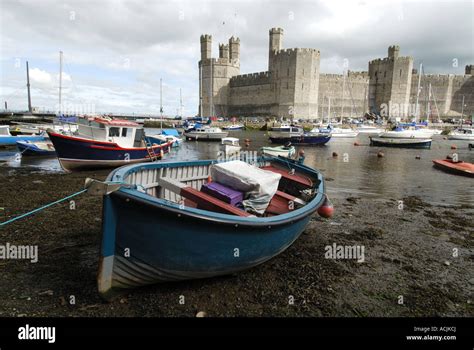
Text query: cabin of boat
0 125 11 137
75 117 145 147
95 157 326 298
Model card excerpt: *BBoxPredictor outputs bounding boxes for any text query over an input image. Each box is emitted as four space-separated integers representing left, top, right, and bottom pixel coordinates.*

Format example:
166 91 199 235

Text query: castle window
287 68 289 76
303 69 305 76
302 83 304 90
286 82 289 89
384 71 386 78
400 69 402 77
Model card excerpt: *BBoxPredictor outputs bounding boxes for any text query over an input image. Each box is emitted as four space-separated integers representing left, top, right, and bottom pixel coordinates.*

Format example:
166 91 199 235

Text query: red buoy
451 145 457 150
354 141 361 146
317 197 334 218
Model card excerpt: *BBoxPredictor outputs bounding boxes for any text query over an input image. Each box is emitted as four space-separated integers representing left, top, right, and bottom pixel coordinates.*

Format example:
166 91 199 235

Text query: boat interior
119 160 320 218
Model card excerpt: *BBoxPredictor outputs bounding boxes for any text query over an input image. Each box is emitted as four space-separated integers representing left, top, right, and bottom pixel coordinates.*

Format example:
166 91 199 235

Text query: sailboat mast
415 63 422 122
26 61 32 113
210 59 213 118
328 96 331 125
160 78 163 130
341 70 345 123
59 51 63 115
199 64 202 117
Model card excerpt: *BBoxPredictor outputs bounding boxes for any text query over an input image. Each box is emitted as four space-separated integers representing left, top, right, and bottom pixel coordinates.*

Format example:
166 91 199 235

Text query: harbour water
1 130 472 206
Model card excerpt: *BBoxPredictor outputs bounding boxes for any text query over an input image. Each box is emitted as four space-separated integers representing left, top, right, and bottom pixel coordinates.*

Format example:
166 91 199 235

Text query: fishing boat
88 156 327 299
222 124 244 131
378 125 435 139
369 136 432 149
0 125 47 147
447 128 474 141
184 126 228 141
47 116 173 172
261 144 296 158
219 137 241 158
432 159 474 177
16 140 56 156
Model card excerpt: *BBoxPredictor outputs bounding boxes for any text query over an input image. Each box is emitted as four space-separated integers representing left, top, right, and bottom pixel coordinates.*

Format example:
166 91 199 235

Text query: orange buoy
415 155 421 159
299 149 305 156
377 151 384 158
451 145 457 150
207 175 212 183
354 141 361 146
318 197 334 218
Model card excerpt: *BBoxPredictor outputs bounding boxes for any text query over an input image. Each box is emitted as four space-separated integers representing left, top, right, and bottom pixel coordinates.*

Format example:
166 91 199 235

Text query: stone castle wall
199 29 472 120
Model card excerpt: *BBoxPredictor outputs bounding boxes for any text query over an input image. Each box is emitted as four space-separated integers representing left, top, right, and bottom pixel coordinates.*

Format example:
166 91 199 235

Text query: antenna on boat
59 51 63 115
160 78 163 130
26 61 32 113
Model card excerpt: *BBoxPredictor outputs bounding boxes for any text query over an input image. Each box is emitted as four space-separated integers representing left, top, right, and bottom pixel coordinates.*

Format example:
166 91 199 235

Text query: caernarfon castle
198 28 473 120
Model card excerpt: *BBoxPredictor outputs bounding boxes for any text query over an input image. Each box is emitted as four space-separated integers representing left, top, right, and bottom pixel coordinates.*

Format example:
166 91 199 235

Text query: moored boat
432 159 474 177
90 157 326 299
222 124 244 131
16 140 56 156
47 116 173 172
369 136 432 149
0 125 47 147
184 126 228 141
447 128 474 141
261 144 296 158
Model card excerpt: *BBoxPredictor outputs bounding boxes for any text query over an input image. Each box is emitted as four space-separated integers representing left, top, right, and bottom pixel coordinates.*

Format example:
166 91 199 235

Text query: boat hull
447 134 474 141
269 134 331 145
184 132 228 141
261 146 296 158
97 158 325 299
432 159 474 177
47 131 172 172
16 140 56 156
370 137 432 149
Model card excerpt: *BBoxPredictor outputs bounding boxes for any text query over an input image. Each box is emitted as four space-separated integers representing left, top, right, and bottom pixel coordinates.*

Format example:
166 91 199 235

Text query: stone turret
388 45 400 59
229 37 240 61
465 65 473 75
219 44 229 60
269 27 284 70
200 34 212 60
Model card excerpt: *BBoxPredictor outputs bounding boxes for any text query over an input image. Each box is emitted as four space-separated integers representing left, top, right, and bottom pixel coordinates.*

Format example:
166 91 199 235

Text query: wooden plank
260 165 313 187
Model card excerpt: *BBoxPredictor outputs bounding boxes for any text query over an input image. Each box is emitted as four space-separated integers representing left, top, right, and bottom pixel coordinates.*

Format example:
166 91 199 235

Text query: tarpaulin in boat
161 129 180 137
210 160 281 214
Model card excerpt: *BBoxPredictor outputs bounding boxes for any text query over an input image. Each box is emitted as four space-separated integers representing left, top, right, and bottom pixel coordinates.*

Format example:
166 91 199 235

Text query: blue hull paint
269 134 331 145
16 141 56 156
47 132 172 171
0 135 46 147
98 157 326 299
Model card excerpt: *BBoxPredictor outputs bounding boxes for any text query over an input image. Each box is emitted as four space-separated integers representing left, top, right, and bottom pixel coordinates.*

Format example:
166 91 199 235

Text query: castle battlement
274 48 320 56
200 34 212 41
229 71 272 87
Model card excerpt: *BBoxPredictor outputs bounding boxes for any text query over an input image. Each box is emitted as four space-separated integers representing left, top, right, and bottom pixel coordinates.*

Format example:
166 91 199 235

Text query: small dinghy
432 159 474 177
16 140 56 156
89 157 327 299
261 144 296 158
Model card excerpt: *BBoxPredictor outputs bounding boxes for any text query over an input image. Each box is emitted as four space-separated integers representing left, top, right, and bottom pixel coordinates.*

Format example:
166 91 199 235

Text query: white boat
268 125 303 138
184 126 228 141
311 125 358 138
447 128 474 141
148 134 182 147
356 125 385 134
219 137 241 158
261 145 296 158
222 124 244 131
379 126 435 139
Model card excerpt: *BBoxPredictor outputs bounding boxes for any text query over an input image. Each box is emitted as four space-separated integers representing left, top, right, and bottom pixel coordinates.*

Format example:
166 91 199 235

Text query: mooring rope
0 188 88 227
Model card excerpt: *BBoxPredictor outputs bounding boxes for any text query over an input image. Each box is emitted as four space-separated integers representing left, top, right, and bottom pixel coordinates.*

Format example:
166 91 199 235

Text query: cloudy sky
0 0 472 116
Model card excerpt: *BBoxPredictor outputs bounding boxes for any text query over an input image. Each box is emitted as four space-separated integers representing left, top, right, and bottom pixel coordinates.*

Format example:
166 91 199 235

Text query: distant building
198 28 473 119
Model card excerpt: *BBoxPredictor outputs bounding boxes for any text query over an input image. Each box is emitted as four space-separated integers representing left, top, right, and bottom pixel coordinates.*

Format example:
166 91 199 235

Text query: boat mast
160 78 163 130
340 70 345 124
328 96 331 125
26 61 32 113
460 95 465 124
415 63 422 122
199 64 202 117
427 82 432 121
59 51 63 115
210 59 213 118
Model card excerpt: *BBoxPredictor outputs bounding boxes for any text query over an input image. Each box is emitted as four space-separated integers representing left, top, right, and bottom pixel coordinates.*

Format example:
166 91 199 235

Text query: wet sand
0 167 472 317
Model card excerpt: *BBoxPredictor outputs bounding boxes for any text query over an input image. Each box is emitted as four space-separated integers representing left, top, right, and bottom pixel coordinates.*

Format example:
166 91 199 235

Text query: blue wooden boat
16 140 56 156
0 125 46 147
47 117 173 172
91 156 326 299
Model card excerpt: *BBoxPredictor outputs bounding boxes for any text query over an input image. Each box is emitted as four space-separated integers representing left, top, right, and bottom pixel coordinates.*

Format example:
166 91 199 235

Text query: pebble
444 261 451 266
468 278 474 285
38 290 54 296
32 180 44 184
196 311 207 317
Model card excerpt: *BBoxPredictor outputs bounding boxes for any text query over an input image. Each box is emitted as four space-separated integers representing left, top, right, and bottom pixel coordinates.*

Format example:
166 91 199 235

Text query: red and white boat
48 116 173 172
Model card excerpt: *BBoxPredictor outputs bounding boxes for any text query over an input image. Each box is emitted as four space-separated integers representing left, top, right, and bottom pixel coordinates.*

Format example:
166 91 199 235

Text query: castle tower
229 37 240 61
198 35 240 117
368 45 413 118
269 27 283 70
219 44 229 59
200 34 212 60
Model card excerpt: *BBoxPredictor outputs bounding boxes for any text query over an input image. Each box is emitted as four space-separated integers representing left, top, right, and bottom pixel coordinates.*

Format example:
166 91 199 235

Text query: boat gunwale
106 157 325 226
